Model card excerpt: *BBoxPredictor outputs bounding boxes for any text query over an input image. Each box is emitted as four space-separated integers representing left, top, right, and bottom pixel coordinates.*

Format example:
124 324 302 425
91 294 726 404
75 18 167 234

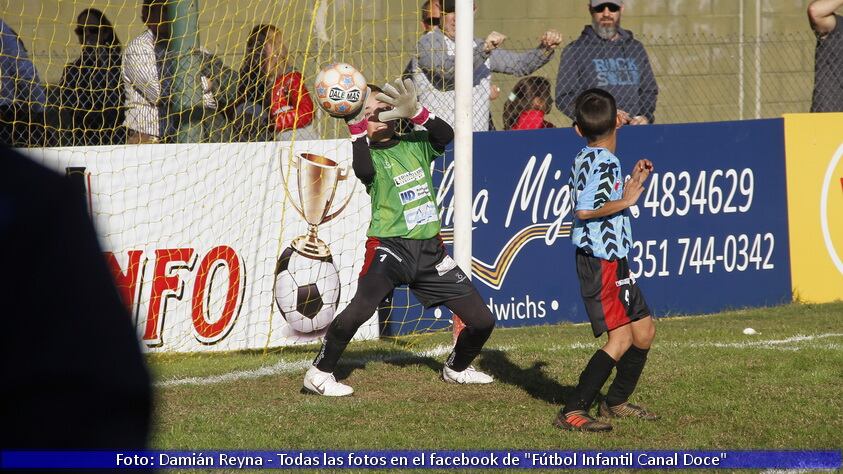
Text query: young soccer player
303 78 496 396
554 88 657 432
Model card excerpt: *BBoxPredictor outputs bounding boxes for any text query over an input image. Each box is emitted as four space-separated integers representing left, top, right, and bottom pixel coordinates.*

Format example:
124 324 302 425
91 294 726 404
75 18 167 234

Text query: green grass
150 302 843 455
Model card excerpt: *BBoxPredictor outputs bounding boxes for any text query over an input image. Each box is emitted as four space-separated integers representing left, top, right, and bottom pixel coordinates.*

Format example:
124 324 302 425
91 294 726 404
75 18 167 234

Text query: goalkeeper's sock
562 349 616 414
443 291 495 372
605 345 649 407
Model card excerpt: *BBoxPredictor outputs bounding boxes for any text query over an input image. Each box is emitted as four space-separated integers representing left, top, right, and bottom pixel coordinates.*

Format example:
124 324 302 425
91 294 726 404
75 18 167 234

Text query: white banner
25 140 377 352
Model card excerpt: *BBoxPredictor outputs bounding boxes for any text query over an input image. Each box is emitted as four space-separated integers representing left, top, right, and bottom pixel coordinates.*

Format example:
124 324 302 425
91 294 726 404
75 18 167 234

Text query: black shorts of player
360 236 475 307
575 248 651 337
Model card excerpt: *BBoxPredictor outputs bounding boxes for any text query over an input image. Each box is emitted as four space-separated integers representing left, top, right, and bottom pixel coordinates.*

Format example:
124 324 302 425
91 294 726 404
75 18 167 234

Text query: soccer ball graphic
313 62 367 117
273 246 341 333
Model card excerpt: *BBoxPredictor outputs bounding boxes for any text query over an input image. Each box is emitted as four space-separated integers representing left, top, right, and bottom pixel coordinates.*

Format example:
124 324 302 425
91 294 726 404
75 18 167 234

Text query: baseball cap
590 0 623 6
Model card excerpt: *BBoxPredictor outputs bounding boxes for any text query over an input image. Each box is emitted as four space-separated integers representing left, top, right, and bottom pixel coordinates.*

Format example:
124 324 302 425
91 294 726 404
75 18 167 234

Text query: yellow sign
784 113 843 303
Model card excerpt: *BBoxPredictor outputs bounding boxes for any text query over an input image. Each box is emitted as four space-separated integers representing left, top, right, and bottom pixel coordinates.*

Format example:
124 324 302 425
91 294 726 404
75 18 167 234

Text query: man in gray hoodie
556 0 658 125
411 0 562 131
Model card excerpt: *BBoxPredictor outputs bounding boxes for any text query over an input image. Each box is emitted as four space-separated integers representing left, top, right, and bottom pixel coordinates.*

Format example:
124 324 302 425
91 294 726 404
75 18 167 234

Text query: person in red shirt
236 24 317 141
502 76 555 131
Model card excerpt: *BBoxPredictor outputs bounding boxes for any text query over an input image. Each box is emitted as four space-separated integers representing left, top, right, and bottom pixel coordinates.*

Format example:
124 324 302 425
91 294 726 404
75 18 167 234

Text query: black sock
443 291 495 372
605 345 650 407
562 349 617 414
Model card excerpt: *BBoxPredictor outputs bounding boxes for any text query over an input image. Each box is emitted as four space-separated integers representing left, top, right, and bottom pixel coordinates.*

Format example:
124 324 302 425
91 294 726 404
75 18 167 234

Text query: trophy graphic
274 152 356 334
280 153 356 259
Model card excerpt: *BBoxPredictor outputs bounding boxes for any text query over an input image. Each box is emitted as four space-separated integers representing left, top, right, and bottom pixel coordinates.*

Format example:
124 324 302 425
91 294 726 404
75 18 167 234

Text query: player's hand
539 30 563 49
341 87 370 125
484 31 506 52
622 177 645 206
375 78 421 122
617 109 632 125
628 115 650 126
631 158 654 183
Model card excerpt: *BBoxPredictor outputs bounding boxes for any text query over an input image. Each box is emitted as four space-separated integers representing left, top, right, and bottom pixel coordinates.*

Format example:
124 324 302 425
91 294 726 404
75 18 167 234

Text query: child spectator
503 76 554 130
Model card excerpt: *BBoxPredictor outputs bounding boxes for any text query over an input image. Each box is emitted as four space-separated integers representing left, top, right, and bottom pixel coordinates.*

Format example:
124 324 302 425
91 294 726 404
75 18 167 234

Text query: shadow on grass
477 349 572 406
332 346 443 381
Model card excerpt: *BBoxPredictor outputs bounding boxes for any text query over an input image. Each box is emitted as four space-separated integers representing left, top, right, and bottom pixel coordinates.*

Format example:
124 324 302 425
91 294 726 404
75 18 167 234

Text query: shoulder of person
418 29 446 47
125 31 153 52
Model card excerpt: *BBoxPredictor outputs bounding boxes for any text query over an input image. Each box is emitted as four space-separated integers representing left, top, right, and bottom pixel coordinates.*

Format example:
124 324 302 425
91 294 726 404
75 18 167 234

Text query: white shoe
302 366 354 396
441 365 494 384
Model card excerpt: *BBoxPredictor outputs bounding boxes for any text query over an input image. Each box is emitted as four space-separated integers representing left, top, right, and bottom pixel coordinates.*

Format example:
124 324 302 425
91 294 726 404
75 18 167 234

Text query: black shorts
360 236 475 307
575 248 651 337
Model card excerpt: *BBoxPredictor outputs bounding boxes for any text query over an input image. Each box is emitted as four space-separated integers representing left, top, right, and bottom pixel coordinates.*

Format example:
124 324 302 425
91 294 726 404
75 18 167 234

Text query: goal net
6 0 492 352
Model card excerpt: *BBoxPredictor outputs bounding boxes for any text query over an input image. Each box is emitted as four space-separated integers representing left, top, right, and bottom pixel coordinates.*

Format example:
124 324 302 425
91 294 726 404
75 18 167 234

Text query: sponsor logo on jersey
398 184 432 205
393 167 425 187
403 202 438 229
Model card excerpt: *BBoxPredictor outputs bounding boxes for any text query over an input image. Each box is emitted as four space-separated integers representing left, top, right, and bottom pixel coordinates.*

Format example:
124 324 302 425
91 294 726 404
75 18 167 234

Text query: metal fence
0 30 821 147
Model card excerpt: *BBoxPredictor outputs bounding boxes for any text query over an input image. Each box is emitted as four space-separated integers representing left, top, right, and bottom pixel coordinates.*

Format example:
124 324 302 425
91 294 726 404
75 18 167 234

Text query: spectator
808 0 843 112
59 9 125 146
235 24 316 142
122 0 228 143
410 0 562 131
420 0 441 32
398 0 442 135
503 76 554 130
555 0 658 125
0 19 56 146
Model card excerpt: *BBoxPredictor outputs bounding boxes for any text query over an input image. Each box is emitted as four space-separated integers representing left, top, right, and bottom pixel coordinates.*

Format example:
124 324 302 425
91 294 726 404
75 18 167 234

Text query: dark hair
75 8 120 47
502 76 551 130
237 24 279 106
574 88 617 141
141 0 166 24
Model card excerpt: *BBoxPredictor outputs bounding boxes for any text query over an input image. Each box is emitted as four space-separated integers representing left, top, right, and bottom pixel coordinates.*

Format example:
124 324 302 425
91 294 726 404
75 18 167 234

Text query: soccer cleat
441 365 494 384
302 366 353 397
599 400 660 420
552 410 613 432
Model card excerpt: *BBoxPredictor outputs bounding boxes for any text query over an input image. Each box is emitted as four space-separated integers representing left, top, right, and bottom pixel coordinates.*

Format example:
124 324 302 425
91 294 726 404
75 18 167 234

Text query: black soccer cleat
599 400 660 420
552 410 613 432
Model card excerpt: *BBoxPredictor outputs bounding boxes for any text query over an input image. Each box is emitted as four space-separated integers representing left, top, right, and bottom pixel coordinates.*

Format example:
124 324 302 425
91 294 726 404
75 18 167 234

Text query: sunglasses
591 3 621 13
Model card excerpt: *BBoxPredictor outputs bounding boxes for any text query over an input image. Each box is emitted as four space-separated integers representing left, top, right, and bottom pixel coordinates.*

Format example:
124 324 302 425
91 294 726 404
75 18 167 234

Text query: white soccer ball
313 62 367 117
273 246 341 333
742 327 758 335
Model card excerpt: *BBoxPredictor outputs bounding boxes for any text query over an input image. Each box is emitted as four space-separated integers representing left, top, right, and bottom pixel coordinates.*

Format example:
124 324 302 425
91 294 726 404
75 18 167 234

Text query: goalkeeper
304 78 496 396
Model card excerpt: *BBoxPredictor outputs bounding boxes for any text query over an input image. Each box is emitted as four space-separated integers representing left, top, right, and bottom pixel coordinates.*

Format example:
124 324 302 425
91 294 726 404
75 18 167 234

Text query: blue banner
2 450 839 469
381 120 792 334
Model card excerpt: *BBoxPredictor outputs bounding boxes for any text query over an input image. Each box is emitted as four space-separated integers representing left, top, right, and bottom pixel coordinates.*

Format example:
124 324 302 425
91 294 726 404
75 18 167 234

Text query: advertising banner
387 120 793 333
784 113 843 303
26 140 378 352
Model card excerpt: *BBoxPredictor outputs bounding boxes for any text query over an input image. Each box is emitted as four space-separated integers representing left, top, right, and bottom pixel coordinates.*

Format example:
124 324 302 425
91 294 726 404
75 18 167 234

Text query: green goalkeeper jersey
366 131 444 239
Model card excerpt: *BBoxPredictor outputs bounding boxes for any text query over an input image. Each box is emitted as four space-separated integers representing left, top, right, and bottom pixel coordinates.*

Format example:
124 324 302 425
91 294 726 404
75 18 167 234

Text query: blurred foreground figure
0 145 152 450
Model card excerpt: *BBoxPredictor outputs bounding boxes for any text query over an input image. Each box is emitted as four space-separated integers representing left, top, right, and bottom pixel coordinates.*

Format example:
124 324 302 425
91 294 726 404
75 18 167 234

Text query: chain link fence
0 29 820 147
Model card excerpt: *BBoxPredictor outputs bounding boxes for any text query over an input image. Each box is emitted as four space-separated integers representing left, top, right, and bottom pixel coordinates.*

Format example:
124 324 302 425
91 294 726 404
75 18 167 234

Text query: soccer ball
273 246 341 333
313 62 367 117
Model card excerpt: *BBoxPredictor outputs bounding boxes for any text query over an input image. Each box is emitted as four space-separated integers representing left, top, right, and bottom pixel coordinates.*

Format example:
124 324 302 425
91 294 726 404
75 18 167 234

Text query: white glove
375 78 423 122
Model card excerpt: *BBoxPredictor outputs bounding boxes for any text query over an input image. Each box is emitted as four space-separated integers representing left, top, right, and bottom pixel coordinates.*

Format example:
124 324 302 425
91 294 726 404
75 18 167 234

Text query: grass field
149 302 842 460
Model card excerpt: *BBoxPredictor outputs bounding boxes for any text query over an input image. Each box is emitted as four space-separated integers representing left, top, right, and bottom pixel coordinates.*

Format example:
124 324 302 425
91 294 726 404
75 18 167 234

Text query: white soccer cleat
302 366 354 396
441 365 494 384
